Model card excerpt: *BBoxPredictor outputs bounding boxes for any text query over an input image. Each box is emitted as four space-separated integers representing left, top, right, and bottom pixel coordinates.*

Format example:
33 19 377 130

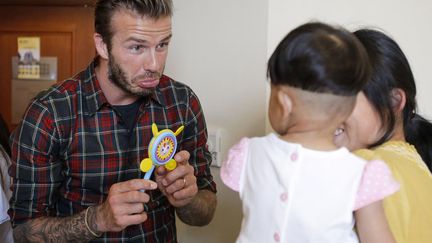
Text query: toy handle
143 165 155 180
140 162 155 192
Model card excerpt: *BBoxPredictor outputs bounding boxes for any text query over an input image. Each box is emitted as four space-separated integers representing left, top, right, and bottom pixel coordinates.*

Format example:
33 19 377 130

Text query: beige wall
166 0 432 242
266 0 432 131
165 0 268 242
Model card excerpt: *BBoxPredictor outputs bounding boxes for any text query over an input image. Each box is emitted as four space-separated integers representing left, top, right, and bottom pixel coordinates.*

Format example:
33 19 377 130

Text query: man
9 0 217 242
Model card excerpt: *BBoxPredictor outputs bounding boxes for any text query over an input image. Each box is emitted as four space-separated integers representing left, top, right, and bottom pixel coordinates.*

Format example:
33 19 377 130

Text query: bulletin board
11 56 57 124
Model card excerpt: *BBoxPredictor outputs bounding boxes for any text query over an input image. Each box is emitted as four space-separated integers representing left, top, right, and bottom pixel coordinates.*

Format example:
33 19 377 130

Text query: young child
221 22 399 243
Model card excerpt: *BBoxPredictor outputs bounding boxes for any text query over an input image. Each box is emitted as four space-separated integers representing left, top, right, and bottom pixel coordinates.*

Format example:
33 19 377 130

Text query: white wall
165 0 268 242
266 0 432 131
165 0 432 242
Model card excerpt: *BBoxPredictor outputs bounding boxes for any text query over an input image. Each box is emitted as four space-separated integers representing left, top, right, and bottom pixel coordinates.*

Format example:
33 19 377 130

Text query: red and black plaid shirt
9 59 216 242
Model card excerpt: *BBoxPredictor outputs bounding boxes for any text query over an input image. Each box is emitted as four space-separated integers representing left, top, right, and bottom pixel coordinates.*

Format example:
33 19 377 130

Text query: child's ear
277 90 293 120
94 33 109 59
390 88 406 114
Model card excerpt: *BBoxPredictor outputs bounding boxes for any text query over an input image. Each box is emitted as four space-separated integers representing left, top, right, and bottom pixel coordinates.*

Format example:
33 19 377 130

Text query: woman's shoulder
355 141 418 163
355 141 432 180
353 148 376 160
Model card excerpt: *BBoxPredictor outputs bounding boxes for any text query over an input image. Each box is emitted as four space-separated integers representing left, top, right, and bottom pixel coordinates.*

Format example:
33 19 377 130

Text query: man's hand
154 150 198 208
95 179 158 232
12 179 157 243
154 150 216 226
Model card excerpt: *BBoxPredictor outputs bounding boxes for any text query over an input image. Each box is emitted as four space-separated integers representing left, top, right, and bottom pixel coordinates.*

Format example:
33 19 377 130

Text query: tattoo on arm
176 189 217 226
13 207 101 243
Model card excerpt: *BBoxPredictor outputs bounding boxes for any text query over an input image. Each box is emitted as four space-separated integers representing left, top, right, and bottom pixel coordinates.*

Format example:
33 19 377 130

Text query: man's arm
155 151 217 226
13 208 96 243
13 179 157 243
175 189 216 226
155 87 217 226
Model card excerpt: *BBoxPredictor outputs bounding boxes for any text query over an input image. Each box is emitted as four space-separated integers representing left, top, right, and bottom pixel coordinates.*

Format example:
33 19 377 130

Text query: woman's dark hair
95 0 173 50
354 29 432 170
267 22 371 96
0 114 10 156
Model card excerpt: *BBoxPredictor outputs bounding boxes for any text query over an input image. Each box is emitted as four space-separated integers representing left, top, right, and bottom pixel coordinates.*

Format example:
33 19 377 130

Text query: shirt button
273 232 280 242
291 152 298 161
280 192 288 202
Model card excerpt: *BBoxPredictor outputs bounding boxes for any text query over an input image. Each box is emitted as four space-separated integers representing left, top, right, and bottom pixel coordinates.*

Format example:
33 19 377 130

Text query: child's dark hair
267 22 371 96
354 29 432 170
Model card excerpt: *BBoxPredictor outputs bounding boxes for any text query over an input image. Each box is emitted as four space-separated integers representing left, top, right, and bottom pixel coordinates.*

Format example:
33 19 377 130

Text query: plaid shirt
9 59 216 243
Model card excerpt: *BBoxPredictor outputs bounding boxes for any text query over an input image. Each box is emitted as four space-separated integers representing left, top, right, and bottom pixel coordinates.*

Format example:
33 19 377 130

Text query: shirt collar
81 59 108 116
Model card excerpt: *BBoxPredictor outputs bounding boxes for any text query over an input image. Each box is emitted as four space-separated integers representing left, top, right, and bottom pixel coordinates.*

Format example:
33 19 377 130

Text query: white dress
221 133 399 243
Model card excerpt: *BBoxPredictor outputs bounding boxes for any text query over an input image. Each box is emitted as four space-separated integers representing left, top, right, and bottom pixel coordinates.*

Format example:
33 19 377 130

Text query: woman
0 114 13 242
334 29 432 243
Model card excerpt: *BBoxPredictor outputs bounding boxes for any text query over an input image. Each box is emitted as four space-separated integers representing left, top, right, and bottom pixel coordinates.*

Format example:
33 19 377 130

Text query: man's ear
277 89 293 121
390 88 406 114
94 33 109 59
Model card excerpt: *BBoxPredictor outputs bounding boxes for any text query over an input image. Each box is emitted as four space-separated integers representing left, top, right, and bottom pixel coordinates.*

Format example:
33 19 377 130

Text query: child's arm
355 200 395 243
220 137 250 192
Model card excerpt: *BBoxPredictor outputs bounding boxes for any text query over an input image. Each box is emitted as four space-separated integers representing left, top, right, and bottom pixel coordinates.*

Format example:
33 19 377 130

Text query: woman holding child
334 29 432 243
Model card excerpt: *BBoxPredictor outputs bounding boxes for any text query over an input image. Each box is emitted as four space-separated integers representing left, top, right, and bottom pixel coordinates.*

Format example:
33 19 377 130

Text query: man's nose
143 49 158 71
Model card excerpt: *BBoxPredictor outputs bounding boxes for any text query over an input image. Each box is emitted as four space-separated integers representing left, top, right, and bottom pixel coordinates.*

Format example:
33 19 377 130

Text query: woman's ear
94 33 109 60
390 88 406 114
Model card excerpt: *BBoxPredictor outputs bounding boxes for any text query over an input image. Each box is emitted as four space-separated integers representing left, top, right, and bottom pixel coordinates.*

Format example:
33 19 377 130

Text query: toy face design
160 140 171 155
156 136 175 161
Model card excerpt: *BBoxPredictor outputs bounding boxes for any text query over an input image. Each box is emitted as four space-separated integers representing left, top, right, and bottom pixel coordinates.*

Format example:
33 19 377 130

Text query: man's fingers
160 161 195 186
119 203 144 215
109 190 151 205
173 150 190 165
155 165 168 176
114 212 149 229
110 179 157 194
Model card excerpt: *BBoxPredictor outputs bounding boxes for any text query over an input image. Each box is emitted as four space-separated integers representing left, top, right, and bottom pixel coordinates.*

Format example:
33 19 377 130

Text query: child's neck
279 127 339 151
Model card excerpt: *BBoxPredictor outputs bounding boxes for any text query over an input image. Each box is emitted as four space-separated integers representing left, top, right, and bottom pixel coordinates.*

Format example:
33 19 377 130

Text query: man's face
107 9 172 96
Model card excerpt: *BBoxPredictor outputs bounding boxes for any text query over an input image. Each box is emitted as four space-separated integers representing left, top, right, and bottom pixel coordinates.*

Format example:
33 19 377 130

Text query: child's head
267 22 371 136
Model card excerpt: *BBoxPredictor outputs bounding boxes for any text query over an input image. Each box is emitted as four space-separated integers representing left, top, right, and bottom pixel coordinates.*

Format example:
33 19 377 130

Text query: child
221 22 399 243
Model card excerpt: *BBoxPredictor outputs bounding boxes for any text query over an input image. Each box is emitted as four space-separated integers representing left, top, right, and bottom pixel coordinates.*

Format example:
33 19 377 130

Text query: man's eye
130 45 143 52
156 42 169 50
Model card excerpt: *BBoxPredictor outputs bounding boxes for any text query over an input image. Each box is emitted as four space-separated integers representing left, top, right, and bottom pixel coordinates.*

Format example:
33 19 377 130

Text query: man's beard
108 53 161 96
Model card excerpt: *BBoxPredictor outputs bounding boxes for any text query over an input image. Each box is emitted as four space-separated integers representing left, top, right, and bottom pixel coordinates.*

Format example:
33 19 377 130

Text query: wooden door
0 5 95 131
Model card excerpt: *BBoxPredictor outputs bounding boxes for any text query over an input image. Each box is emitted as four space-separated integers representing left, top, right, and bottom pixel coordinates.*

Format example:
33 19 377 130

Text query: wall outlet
207 128 222 167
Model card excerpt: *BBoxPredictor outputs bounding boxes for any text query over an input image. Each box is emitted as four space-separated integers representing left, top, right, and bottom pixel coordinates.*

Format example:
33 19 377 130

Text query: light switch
207 128 222 167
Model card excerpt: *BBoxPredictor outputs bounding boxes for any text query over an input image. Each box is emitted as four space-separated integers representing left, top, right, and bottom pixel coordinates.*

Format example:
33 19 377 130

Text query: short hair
95 0 173 47
267 22 371 96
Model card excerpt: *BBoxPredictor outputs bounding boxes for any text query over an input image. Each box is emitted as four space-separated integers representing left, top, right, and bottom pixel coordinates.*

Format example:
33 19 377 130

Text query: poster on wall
17 36 40 79
11 56 57 124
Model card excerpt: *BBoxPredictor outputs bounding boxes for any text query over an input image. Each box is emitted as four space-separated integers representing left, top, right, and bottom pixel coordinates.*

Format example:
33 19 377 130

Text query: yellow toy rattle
140 123 184 181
